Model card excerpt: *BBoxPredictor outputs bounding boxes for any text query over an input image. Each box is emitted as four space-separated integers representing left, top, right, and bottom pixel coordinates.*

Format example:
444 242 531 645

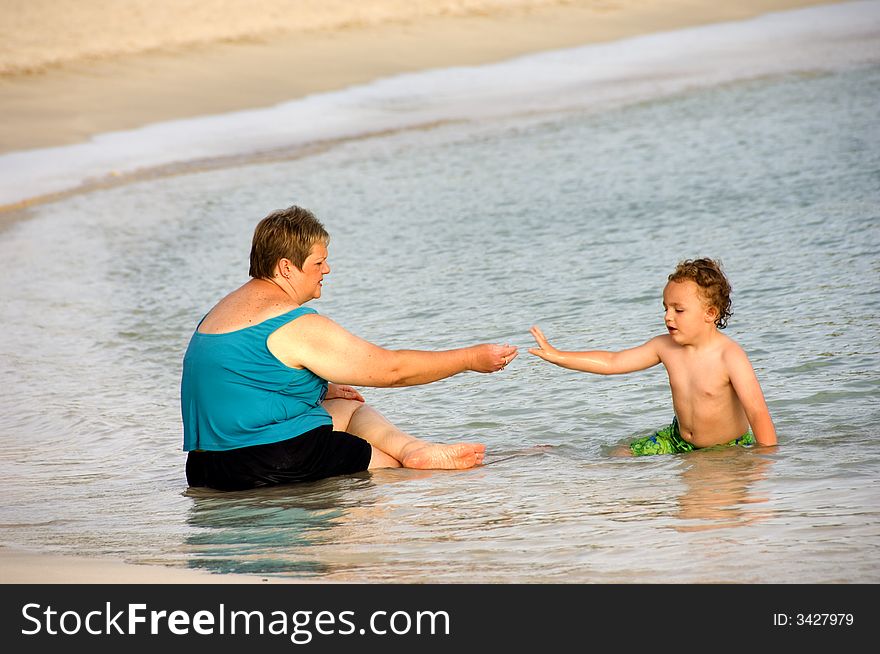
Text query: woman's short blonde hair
249 206 329 279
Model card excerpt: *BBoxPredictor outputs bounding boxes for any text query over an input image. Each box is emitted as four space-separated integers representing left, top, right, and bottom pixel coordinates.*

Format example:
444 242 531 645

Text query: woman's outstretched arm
269 313 518 387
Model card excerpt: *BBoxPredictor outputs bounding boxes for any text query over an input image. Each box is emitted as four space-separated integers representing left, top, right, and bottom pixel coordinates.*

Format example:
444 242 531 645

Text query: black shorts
185 424 373 491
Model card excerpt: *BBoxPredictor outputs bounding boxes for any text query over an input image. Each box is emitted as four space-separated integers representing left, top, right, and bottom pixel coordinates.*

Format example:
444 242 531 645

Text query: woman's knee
322 398 366 431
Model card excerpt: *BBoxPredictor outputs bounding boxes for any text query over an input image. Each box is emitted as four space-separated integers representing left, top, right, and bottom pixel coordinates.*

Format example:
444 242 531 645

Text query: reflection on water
184 474 375 576
672 449 776 532
183 467 448 578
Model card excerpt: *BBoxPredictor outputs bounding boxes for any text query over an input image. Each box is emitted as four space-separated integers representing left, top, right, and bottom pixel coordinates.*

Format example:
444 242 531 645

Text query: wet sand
0 548 299 583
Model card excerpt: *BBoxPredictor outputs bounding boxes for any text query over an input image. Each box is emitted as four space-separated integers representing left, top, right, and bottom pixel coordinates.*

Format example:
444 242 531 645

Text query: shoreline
0 0 855 220
0 0 839 155
0 548 299 584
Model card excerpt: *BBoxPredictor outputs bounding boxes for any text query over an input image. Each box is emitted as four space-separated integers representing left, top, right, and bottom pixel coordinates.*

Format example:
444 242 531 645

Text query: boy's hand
529 325 559 362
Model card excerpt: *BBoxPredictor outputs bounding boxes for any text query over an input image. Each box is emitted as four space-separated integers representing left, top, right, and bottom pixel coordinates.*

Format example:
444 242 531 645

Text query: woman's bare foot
400 442 486 470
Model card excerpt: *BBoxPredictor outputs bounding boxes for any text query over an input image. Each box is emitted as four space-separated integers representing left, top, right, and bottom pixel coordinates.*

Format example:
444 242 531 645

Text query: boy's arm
529 325 662 375
725 344 778 446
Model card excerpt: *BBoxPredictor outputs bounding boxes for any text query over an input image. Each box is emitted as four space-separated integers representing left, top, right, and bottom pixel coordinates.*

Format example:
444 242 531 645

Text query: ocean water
0 2 878 583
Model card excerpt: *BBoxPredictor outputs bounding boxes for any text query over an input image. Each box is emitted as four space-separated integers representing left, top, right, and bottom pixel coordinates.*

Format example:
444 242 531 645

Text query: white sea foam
1 0 878 207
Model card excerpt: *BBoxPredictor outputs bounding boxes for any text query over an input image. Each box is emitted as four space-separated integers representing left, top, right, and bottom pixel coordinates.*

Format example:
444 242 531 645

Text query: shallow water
1 11 879 583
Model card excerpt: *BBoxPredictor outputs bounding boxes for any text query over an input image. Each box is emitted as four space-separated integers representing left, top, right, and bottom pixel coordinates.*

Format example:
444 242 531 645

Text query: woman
182 205 518 490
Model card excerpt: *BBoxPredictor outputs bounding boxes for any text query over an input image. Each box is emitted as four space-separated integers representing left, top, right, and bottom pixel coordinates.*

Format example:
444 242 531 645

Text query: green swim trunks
629 417 755 456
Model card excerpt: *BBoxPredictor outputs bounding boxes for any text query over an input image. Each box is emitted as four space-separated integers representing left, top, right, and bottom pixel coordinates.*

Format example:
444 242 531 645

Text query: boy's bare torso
656 333 751 447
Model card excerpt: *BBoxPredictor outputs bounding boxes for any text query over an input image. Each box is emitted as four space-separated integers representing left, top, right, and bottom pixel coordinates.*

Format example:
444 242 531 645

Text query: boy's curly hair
668 258 733 329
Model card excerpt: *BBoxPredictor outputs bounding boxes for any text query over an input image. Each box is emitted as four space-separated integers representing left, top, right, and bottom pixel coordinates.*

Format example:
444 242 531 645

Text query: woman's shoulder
199 281 310 334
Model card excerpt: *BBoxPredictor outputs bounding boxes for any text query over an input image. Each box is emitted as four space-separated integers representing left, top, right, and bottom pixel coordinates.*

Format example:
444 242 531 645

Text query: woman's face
299 242 331 300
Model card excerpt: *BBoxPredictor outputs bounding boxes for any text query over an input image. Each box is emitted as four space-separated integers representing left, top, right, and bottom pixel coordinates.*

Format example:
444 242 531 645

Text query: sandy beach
0 548 300 584
0 0 839 154
0 0 847 584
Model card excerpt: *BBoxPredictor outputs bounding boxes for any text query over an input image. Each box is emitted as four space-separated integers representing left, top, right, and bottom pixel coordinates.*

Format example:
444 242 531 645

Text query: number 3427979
774 613 854 626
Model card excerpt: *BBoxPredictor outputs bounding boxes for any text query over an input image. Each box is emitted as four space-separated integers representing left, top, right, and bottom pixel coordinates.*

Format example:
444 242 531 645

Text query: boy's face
662 280 717 344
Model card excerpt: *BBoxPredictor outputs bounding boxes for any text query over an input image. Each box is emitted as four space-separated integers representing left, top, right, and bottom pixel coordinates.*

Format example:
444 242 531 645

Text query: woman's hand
326 383 365 402
469 343 519 373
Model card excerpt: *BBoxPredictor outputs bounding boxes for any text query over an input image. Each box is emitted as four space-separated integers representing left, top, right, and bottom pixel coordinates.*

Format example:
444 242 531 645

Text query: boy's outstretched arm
529 325 661 375
725 344 778 446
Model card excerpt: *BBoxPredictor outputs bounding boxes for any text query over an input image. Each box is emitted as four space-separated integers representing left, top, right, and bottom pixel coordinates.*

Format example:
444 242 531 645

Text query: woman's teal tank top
180 306 332 451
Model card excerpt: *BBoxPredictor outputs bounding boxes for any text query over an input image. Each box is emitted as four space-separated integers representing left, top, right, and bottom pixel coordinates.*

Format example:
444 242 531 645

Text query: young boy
529 258 777 455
